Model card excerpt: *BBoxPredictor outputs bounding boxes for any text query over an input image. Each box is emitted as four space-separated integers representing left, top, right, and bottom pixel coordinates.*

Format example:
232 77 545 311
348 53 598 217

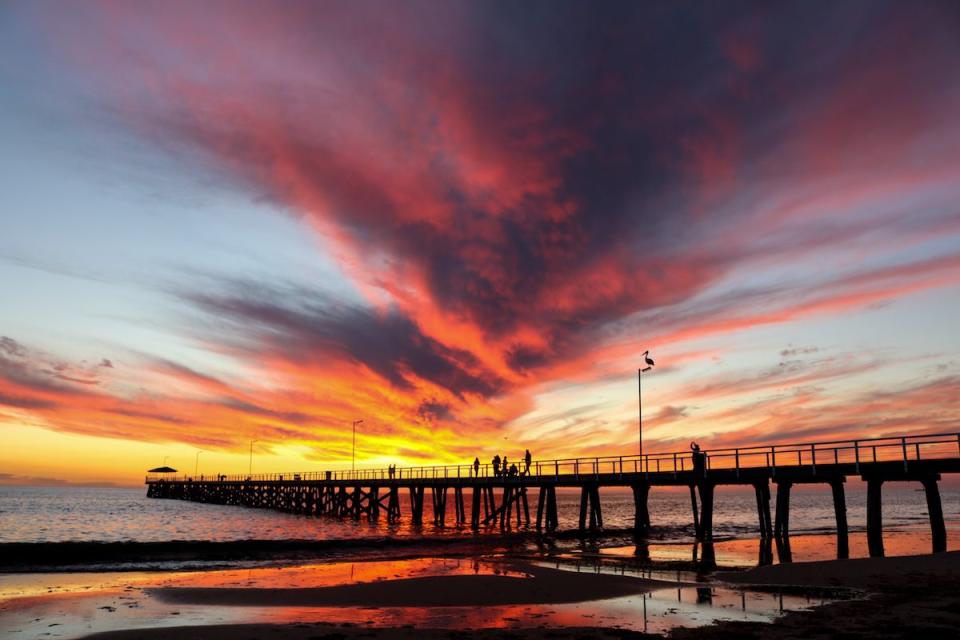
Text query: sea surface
3 482 958 550
2 483 959 638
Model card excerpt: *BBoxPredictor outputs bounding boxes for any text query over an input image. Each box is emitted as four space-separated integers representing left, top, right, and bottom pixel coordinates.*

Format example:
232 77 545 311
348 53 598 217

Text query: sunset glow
2 1 959 485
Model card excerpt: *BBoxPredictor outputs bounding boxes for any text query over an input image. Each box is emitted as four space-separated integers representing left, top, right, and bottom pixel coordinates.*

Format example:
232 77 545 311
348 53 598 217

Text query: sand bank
151 563 677 607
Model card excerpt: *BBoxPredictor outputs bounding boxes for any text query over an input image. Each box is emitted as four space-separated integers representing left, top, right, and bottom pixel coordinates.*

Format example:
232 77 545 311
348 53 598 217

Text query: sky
1 1 959 486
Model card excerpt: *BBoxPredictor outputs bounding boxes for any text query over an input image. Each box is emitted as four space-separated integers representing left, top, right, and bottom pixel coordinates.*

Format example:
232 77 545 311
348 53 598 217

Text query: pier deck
147 432 960 558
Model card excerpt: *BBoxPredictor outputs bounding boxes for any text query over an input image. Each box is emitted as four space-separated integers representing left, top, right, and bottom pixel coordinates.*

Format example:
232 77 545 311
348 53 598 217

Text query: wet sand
669 552 960 639
71 552 960 640
715 549 960 588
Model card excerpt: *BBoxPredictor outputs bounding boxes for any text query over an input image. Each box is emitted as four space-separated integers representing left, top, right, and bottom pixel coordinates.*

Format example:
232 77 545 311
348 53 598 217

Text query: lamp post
638 350 655 467
194 450 203 478
248 440 259 477
352 420 364 473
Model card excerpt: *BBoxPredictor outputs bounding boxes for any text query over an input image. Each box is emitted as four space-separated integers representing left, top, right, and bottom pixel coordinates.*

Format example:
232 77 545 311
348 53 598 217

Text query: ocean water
2 482 958 546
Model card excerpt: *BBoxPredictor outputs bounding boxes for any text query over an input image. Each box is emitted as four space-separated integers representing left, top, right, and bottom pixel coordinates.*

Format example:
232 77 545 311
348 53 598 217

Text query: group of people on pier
474 449 533 478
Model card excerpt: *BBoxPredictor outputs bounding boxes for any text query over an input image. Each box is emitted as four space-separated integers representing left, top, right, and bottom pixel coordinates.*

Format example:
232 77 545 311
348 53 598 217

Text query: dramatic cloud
3 1 960 466
185 286 504 400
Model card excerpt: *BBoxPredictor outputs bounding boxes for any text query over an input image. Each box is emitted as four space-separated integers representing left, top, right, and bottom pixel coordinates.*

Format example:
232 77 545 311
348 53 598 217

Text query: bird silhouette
643 350 655 367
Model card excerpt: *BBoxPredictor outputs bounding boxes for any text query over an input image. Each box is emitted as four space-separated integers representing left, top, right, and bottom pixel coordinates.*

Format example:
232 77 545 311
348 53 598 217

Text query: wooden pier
147 432 960 557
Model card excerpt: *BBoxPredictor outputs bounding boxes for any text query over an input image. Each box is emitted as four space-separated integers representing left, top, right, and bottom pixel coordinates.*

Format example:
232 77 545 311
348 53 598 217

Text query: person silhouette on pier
492 454 501 477
509 462 518 477
473 457 480 477
691 442 706 477
524 449 532 475
502 456 509 478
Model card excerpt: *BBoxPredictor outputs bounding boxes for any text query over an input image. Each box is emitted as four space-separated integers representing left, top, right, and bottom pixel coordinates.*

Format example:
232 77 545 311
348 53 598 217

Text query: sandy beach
66 551 958 640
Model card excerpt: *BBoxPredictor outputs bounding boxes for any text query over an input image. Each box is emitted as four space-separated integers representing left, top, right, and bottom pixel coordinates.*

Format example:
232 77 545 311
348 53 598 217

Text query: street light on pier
248 440 259 477
194 450 203 478
352 420 364 472
638 350 655 464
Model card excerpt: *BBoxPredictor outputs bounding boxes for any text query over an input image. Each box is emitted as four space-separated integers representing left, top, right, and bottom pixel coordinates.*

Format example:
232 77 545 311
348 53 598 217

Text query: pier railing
149 431 960 484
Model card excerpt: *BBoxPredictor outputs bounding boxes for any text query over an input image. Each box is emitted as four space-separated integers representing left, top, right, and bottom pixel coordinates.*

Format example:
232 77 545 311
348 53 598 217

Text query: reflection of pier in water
147 432 960 558
540 554 830 634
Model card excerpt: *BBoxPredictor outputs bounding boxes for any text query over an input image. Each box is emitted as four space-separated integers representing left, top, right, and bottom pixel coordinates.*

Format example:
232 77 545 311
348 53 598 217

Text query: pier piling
866 478 884 557
921 476 946 553
830 479 848 558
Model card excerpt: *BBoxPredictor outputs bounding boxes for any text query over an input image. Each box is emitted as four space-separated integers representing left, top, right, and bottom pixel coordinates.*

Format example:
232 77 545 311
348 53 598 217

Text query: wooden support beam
698 483 714 542
754 481 773 538
536 487 546 530
521 487 530 526
590 485 603 529
921 477 947 553
774 481 792 539
507 486 517 529
417 486 426 524
384 488 398 522
774 532 793 563
689 485 700 538
696 542 716 571
632 484 650 534
482 487 518 527
437 486 448 526
546 486 558 532
758 537 773 566
409 486 424 525
351 486 362 519
830 479 848 559
454 487 465 524
866 478 884 557
512 486 520 526
578 486 589 530
470 486 481 529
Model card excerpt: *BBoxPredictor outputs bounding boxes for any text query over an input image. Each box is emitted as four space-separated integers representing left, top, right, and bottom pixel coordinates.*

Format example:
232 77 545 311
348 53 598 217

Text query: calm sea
2 482 957 546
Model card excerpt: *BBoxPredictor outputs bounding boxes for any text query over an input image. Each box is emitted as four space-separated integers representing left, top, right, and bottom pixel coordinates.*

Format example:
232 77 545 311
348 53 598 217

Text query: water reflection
597 526 954 567
1 556 836 640
696 586 713 604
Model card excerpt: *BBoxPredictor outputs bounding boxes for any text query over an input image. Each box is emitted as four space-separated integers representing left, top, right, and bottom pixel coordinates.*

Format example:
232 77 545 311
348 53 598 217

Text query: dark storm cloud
42 0 959 379
186 284 504 399
11 0 959 455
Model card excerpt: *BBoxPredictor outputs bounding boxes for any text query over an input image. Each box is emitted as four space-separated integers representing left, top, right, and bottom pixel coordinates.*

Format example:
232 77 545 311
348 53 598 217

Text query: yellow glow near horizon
0 421 345 487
